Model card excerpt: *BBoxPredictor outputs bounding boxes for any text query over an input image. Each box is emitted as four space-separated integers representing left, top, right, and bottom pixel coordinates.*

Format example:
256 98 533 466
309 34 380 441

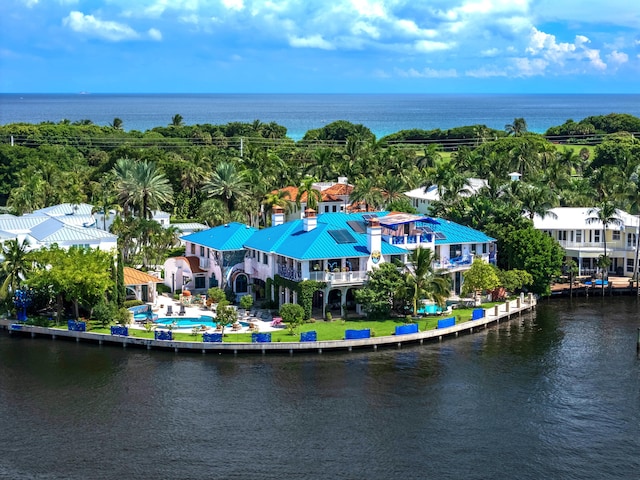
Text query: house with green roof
163 207 496 316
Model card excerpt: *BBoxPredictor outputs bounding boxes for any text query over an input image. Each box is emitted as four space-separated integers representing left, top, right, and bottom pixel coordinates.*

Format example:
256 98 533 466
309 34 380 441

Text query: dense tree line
1 113 639 297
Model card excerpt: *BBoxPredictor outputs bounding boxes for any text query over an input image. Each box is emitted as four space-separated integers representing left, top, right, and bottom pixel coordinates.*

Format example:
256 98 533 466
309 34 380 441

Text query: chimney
367 217 382 257
272 206 285 227
303 208 317 231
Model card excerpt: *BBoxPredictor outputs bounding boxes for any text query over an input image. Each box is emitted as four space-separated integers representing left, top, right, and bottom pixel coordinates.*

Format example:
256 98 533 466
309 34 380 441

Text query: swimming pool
154 316 250 329
154 316 217 329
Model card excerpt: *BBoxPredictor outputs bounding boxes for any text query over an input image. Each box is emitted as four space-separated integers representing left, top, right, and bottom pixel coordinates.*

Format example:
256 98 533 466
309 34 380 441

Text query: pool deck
133 297 280 333
1 295 537 355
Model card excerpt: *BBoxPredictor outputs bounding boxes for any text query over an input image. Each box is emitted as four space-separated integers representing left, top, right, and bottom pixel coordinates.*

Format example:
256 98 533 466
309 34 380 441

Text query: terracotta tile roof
323 183 353 196
124 267 163 286
172 256 206 273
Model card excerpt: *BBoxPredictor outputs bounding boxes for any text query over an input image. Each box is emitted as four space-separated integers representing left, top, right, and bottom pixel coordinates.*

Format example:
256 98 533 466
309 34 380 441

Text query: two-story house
533 207 640 277
164 208 497 317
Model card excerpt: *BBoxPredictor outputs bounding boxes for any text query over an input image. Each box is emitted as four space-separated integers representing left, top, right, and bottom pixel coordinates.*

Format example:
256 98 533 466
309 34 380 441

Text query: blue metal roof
181 222 258 251
430 217 496 245
244 212 408 261
184 213 494 261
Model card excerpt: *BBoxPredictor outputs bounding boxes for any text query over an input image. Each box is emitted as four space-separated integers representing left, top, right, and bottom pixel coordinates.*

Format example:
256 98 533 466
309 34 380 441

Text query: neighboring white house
0 204 118 252
404 178 488 214
533 207 640 277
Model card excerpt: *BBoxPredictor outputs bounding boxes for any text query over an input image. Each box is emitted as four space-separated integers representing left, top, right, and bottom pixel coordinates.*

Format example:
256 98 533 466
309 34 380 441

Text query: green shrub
157 284 171 294
239 295 253 310
325 312 333 322
123 299 144 308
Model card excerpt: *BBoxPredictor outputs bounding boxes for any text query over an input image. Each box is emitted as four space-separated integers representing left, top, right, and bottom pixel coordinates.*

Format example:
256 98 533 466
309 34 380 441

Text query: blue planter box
395 324 419 335
437 317 456 329
471 308 485 320
252 332 272 343
154 330 172 341
203 333 223 343
300 331 317 342
345 329 371 339
110 326 128 336
67 320 86 332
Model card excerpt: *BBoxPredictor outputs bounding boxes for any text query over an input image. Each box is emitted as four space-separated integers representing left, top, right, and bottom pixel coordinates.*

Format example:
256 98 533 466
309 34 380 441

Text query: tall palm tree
505 117 528 136
403 247 450 316
203 161 250 214
128 161 174 219
0 238 31 301
586 201 623 296
350 177 383 212
171 114 184 126
296 177 323 212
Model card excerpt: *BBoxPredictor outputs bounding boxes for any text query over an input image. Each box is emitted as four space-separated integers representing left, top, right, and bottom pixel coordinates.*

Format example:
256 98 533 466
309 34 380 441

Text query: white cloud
513 57 548 76
465 66 508 77
481 48 499 57
607 50 628 65
352 21 380 39
222 0 244 11
288 34 334 50
396 67 458 78
414 40 453 52
63 11 142 41
148 28 162 41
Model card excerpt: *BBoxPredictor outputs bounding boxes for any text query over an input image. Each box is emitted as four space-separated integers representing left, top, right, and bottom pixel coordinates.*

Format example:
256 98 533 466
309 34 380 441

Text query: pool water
154 316 217 329
153 317 251 329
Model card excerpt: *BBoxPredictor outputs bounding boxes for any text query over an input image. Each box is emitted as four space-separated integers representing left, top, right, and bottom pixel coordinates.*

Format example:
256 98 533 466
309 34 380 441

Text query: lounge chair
178 304 186 316
165 305 173 316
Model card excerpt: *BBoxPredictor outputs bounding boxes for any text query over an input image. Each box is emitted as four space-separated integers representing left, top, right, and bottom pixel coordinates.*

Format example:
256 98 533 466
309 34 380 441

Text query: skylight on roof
328 229 357 244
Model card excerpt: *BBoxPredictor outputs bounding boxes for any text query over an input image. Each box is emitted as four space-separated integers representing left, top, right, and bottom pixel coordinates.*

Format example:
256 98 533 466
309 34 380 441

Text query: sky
1 0 639 94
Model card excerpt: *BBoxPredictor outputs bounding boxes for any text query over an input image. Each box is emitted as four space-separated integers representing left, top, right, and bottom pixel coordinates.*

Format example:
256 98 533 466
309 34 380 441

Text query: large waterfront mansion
163 208 497 317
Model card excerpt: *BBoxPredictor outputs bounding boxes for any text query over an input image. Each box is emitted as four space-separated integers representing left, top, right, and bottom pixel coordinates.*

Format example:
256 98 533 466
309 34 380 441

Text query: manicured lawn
51 304 498 343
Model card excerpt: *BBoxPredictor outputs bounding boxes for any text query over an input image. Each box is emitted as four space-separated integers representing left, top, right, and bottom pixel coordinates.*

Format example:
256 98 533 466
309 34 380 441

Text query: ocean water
1 93 640 140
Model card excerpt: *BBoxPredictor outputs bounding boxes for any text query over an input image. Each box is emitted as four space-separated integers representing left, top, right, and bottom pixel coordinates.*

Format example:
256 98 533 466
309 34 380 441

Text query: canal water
1 297 639 480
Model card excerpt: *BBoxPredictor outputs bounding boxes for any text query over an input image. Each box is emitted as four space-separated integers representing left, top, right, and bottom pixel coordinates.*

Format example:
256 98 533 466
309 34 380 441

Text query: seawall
1 296 537 355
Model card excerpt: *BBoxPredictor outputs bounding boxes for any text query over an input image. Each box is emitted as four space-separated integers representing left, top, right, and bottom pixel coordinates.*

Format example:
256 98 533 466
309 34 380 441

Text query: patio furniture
165 305 173 316
178 304 186 316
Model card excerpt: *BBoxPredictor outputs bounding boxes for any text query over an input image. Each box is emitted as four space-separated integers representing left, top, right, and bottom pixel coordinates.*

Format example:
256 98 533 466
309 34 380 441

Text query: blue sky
1 0 639 93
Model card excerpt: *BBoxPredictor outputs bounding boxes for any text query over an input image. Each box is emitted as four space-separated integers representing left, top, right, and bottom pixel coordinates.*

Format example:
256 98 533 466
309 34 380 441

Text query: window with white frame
612 230 621 241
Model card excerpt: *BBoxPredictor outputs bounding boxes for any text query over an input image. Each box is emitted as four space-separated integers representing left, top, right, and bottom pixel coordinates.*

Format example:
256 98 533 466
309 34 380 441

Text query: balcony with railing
384 233 433 248
277 264 303 282
308 270 368 285
199 257 210 269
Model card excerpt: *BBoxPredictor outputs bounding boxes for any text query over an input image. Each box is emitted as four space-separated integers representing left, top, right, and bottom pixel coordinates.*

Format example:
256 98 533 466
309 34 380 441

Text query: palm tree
128 161 174 219
171 114 184 126
350 177 383 212
262 190 292 226
403 247 450 316
296 177 323 212
586 201 623 296
0 238 31 301
519 184 558 220
505 117 528 136
203 161 250 214
110 117 123 130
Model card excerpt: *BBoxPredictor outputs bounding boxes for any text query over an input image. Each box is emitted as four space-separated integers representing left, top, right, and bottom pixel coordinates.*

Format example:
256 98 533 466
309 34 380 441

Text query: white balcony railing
199 257 210 269
308 271 368 284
